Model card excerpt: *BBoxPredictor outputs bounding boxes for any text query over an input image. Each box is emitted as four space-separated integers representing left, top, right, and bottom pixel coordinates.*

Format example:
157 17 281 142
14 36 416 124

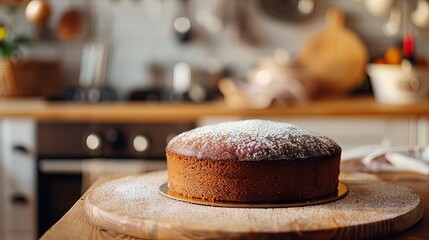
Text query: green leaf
0 34 33 59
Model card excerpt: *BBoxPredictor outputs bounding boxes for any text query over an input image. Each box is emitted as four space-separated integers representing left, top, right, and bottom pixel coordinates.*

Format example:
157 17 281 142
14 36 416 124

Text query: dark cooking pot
259 0 315 21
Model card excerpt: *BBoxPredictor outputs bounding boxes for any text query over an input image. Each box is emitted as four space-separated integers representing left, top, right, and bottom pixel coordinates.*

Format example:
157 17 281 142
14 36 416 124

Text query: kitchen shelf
0 96 429 122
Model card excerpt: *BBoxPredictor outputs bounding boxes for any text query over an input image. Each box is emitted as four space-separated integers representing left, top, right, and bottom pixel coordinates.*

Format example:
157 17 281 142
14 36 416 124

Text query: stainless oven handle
38 159 167 174
39 160 84 174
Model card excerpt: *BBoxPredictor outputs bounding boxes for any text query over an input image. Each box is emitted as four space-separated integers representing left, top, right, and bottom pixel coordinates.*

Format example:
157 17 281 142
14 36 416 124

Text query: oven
36 121 195 237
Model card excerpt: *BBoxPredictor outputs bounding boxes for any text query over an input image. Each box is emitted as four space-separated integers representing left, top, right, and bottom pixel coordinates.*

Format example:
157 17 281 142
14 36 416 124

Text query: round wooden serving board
84 171 423 240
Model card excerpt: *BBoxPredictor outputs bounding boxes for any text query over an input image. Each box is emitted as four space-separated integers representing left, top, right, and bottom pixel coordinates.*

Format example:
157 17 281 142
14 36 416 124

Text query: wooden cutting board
84 171 423 240
298 8 368 95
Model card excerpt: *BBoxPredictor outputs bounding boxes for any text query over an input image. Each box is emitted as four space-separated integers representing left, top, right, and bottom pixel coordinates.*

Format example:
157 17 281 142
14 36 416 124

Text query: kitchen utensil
297 8 368 95
85 171 423 239
172 62 191 98
383 4 401 36
218 78 274 109
220 49 315 109
79 41 109 88
25 0 51 37
412 0 429 29
233 0 257 45
173 0 192 43
259 0 315 21
169 62 215 102
74 41 112 102
56 8 83 41
367 63 429 104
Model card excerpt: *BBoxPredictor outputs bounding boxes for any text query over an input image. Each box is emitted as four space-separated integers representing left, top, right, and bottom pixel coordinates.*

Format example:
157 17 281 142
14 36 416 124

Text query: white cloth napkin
342 145 429 175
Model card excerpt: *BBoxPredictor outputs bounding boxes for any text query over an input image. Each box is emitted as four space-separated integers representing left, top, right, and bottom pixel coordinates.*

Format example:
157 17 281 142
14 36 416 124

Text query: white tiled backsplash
2 0 429 99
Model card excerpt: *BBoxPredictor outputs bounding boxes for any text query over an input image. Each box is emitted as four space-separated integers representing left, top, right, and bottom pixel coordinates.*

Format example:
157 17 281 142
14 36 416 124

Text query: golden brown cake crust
167 152 341 202
166 119 342 203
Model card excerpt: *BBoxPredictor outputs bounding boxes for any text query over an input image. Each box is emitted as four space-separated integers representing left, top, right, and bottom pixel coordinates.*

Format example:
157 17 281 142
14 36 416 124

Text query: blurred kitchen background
1 0 429 102
2 0 429 240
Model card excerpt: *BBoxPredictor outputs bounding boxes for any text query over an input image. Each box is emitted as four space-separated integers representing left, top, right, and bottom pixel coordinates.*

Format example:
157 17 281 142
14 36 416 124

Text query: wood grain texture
40 167 429 240
83 171 423 240
1 97 429 123
40 174 137 240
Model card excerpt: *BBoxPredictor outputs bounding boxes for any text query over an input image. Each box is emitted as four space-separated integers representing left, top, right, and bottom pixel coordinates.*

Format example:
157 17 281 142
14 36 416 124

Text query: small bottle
401 0 416 67
402 33 416 65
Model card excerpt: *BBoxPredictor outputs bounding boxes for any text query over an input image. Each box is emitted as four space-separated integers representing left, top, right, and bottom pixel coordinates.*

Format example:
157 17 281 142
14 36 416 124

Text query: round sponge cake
166 119 341 203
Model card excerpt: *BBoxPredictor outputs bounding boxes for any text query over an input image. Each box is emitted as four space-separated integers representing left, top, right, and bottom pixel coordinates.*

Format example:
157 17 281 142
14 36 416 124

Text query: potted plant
0 8 31 96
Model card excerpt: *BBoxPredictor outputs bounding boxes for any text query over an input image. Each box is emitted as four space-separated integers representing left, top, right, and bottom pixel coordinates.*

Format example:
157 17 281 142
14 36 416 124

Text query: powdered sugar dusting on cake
166 119 341 161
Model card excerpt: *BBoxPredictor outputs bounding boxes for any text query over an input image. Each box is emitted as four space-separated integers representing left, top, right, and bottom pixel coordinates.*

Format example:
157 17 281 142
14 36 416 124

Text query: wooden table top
2 96 429 123
40 161 429 240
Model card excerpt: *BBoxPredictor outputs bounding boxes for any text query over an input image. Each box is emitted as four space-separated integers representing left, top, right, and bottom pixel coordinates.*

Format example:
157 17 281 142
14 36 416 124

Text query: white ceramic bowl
367 63 429 104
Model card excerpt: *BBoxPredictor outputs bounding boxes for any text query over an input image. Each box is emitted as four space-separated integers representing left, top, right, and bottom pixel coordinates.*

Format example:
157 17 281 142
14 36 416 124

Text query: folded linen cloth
359 145 429 175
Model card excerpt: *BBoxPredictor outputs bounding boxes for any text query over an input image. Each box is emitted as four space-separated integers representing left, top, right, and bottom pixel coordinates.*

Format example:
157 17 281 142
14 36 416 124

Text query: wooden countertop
1 96 429 122
40 161 429 240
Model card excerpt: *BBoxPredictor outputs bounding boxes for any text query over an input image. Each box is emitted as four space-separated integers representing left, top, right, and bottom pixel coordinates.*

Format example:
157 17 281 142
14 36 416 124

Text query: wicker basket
0 58 61 98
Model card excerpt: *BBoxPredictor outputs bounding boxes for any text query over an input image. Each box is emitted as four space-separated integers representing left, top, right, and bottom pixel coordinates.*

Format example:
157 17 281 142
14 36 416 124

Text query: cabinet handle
13 145 30 155
11 194 29 205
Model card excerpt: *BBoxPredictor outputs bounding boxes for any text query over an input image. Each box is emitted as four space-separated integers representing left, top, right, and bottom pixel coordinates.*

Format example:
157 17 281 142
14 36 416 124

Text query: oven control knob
106 129 125 149
86 133 102 150
133 135 150 152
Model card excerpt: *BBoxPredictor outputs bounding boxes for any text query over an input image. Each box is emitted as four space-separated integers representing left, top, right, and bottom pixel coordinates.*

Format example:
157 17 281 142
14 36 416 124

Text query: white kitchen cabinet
0 119 36 240
416 117 429 145
198 117 418 151
4 231 35 240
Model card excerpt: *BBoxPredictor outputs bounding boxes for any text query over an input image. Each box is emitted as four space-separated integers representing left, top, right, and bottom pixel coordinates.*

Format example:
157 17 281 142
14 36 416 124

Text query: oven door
36 158 166 237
